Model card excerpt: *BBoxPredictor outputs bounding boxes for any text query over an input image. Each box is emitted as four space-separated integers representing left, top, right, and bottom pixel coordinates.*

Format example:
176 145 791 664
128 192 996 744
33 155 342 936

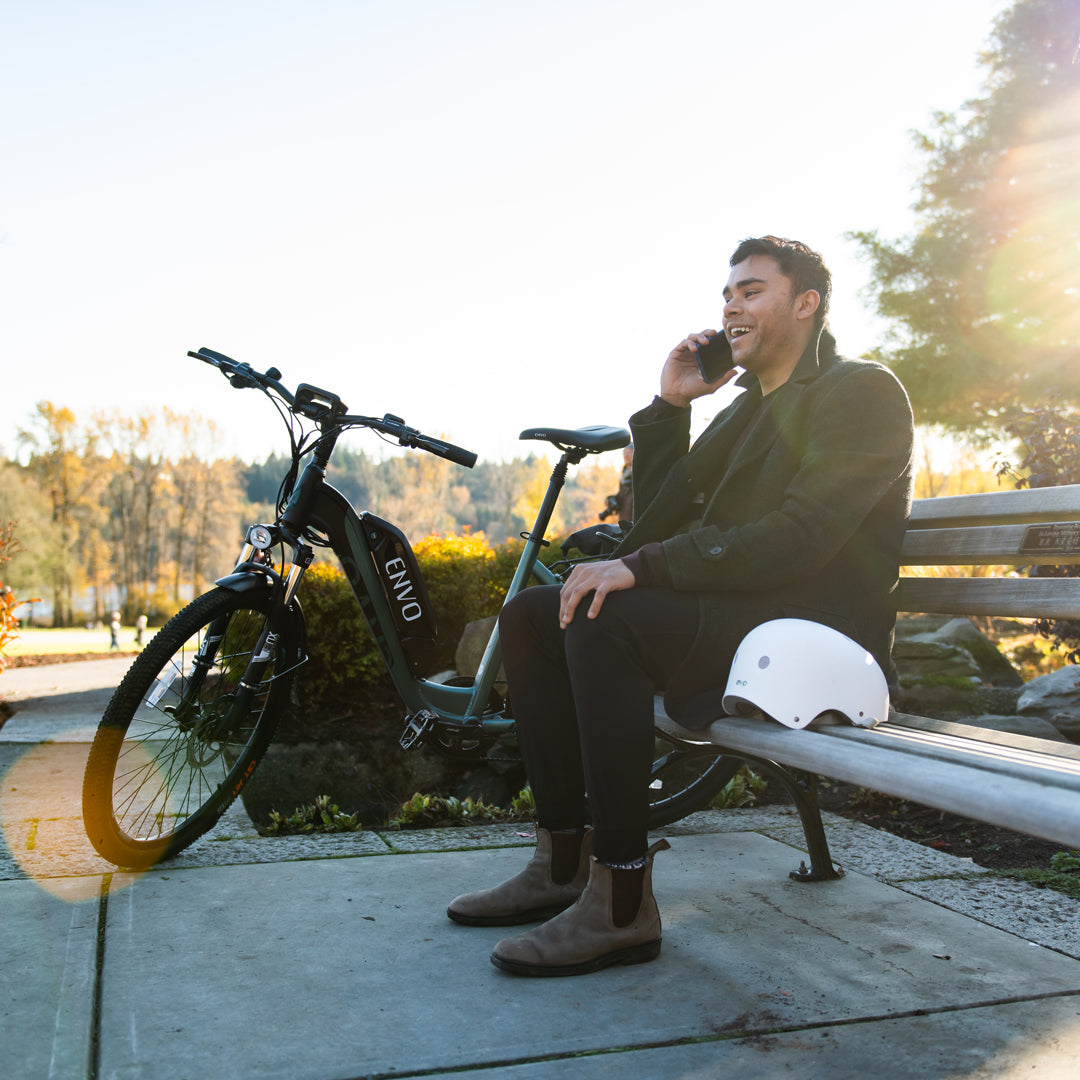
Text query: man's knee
499 586 561 653
562 596 632 651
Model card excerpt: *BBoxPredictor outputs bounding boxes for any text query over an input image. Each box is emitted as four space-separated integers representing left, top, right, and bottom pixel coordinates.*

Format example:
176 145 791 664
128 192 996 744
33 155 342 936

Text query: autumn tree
7 397 627 623
0 461 55 602
94 409 249 614
849 0 1080 435
95 411 172 616
180 455 248 596
16 403 103 625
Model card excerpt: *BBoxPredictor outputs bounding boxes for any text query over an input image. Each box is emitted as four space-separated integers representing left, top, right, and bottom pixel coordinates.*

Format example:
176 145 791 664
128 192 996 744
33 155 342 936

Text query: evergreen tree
849 0 1080 434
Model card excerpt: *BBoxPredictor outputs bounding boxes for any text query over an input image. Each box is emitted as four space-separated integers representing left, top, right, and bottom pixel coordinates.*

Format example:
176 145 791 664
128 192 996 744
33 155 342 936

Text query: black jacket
614 328 914 728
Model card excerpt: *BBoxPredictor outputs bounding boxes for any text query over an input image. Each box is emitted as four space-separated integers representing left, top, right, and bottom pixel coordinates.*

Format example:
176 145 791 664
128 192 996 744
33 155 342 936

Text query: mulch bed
5 652 140 667
787 780 1066 872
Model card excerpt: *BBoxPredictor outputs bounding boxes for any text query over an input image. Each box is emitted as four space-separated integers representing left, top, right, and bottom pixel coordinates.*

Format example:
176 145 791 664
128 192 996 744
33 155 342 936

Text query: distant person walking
109 612 121 651
135 613 147 649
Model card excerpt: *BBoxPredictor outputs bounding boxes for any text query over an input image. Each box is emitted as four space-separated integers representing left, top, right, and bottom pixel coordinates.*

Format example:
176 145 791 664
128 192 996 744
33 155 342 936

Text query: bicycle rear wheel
83 587 300 868
646 728 741 828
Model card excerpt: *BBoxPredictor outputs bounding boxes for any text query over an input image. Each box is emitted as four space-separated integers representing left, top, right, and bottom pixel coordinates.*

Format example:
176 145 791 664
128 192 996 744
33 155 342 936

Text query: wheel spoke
83 588 295 866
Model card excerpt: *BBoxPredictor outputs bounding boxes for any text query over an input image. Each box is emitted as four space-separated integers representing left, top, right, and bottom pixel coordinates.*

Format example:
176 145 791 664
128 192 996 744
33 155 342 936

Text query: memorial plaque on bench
1019 522 1080 556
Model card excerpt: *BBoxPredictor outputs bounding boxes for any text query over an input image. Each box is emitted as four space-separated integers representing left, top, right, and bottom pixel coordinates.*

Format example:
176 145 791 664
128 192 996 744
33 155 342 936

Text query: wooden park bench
656 483 1080 880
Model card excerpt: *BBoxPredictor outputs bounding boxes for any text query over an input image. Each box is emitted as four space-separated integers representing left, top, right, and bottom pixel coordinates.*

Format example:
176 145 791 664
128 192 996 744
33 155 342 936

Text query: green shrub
298 561 390 699
510 785 536 819
411 533 518 669
1050 850 1080 873
710 765 767 810
296 533 545 705
387 792 500 829
386 786 536 829
265 794 362 835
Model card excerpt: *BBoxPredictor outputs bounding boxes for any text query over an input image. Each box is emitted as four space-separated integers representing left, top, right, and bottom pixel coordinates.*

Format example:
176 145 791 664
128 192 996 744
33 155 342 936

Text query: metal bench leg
741 757 844 882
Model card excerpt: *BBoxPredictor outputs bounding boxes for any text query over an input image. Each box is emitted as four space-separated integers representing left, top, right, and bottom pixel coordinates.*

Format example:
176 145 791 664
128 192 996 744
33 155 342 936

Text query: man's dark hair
729 236 831 325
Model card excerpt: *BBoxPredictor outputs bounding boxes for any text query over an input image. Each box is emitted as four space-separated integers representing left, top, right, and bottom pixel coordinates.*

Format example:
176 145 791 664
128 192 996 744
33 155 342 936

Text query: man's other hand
559 560 635 628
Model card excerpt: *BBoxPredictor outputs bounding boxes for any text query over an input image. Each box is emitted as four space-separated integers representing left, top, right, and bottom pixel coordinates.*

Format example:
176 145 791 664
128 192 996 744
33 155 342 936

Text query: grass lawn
6 626 158 656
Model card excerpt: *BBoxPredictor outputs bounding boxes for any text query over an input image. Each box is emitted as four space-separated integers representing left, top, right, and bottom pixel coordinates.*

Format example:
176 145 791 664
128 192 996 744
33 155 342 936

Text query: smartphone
695 332 735 383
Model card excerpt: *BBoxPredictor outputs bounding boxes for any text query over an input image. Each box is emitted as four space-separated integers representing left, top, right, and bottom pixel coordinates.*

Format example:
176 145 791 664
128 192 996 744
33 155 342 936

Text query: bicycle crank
399 710 495 758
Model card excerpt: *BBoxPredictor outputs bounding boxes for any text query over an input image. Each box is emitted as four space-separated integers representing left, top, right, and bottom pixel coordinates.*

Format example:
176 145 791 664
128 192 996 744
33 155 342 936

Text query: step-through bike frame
221 422 583 748
305 462 560 733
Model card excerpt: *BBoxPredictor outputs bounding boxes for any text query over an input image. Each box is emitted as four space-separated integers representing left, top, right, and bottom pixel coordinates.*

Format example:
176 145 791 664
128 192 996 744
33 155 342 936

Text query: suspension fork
220 545 312 722
186 470 325 728
216 433 335 716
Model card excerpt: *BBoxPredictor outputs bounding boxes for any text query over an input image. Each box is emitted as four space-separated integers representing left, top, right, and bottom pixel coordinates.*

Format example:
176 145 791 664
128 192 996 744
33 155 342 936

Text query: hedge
296 533 554 704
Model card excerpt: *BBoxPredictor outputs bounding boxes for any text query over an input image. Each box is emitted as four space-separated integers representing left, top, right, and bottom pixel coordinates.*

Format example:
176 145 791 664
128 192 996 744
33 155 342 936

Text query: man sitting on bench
448 235 916 976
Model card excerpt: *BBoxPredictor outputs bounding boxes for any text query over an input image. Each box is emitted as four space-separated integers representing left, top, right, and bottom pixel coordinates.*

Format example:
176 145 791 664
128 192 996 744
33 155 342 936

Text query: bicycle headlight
248 525 274 550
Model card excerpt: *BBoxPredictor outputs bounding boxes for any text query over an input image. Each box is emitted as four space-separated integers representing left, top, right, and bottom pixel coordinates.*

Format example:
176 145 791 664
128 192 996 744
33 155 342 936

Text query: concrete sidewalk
3 660 1080 1078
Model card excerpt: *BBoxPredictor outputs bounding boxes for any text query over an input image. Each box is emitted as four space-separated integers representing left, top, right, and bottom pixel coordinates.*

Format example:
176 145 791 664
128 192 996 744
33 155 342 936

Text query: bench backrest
897 483 1080 619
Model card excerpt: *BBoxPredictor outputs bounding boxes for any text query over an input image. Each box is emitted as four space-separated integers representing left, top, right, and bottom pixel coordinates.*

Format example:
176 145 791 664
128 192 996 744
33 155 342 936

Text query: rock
891 682 1020 721
893 639 982 681
1017 666 1080 741
910 618 1023 687
894 613 954 639
455 616 501 680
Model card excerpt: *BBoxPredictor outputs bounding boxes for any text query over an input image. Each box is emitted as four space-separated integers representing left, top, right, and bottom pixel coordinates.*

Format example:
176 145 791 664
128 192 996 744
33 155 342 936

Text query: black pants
499 584 700 864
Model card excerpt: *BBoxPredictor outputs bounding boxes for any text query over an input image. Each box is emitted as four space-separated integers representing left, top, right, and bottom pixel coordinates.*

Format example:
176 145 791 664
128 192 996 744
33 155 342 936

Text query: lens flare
1 738 146 901
978 87 1080 357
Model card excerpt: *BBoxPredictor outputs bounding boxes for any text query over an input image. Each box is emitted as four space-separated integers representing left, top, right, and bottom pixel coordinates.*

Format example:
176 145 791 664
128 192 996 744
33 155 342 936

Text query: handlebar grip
439 441 478 469
190 347 242 369
417 434 477 469
188 348 291 400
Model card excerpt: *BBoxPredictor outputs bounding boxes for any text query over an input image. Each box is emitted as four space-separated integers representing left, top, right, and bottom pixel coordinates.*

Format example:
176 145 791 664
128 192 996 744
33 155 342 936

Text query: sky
1 0 1010 467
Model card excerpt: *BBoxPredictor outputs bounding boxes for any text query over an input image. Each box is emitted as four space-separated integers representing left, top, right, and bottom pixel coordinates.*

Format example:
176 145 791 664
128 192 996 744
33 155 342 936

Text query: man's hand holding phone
695 331 736 384
660 330 739 408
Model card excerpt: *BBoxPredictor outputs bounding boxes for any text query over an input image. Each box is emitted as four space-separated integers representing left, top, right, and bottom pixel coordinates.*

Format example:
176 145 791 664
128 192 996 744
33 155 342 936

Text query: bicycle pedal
400 709 438 750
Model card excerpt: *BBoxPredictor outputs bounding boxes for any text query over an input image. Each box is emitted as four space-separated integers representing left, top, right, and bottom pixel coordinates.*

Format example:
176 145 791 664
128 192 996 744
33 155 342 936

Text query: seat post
523 450 581 547
500 450 581 604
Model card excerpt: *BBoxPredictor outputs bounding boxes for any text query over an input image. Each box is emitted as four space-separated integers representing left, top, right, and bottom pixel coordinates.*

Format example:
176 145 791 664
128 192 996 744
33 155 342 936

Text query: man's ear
795 289 821 321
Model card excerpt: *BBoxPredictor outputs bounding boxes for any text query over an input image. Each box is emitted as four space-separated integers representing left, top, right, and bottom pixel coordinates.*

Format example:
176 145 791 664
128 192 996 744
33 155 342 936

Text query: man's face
722 254 813 372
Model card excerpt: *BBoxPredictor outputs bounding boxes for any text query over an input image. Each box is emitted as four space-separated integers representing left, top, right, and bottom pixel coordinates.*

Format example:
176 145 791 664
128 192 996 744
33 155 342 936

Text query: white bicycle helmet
723 618 889 729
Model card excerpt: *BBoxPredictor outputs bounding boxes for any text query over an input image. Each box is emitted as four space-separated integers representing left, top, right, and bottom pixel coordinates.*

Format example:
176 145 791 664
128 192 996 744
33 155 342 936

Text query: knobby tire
82 587 300 868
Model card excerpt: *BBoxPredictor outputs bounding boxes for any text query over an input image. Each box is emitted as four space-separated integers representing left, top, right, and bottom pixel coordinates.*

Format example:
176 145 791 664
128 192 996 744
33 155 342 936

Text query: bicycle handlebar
188 348 477 468
376 415 478 468
189 348 295 402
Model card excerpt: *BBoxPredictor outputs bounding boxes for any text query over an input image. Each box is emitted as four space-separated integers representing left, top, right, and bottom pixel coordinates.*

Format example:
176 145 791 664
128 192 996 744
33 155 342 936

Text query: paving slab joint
87 874 111 1080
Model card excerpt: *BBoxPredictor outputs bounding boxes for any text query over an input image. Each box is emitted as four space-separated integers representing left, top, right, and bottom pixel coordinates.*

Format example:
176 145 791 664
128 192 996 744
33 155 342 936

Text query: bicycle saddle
519 425 630 453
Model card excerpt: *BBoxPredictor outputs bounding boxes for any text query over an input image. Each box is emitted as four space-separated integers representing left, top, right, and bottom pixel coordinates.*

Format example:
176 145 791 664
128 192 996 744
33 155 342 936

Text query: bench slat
909 484 1080 529
895 576 1080 618
890 712 1080 761
655 713 1080 848
827 723 1080 785
901 523 1080 566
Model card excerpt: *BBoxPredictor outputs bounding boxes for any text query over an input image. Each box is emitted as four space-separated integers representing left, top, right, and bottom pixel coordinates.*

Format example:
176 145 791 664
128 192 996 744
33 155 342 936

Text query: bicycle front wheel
83 587 301 868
